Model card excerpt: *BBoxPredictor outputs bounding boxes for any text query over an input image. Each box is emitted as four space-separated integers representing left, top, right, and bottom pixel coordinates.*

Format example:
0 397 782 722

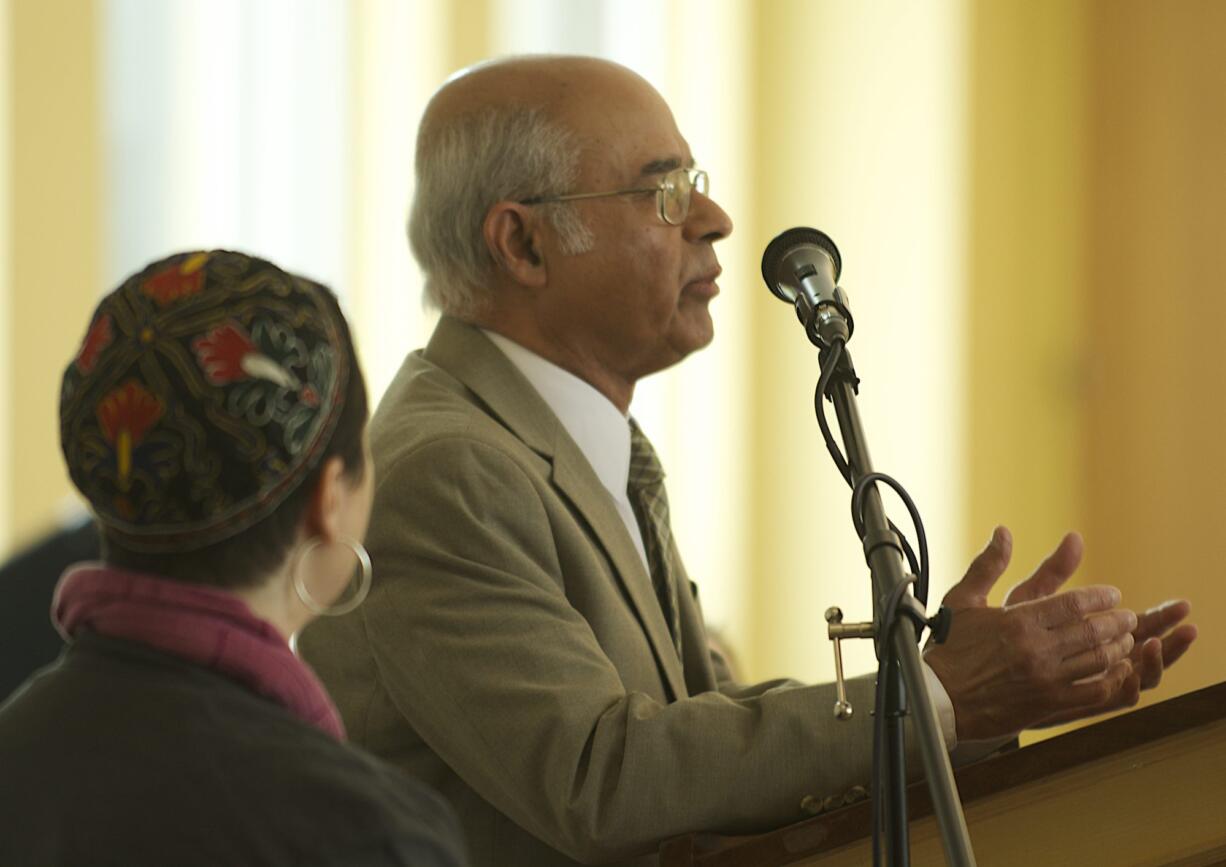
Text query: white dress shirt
483 331 651 571
481 329 961 750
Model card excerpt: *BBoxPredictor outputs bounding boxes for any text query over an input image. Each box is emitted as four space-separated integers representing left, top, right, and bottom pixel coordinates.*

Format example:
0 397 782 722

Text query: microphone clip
797 290 855 351
818 340 861 397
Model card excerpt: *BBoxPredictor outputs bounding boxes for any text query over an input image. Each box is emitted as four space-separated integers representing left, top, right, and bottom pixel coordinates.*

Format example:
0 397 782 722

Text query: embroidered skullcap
60 250 350 553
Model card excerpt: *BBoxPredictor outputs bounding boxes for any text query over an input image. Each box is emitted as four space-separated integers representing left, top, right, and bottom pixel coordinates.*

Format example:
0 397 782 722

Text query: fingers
945 526 1013 608
1129 600 1197 691
1003 532 1084 606
1049 608 1138 659
1029 584 1123 628
1160 623 1198 668
1030 664 1141 728
1134 637 1164 690
1133 599 1192 642
1058 658 1138 715
1060 632 1135 681
1131 623 1197 690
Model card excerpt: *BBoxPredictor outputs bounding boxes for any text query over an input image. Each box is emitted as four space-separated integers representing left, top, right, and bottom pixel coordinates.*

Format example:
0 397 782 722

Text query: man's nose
684 189 734 242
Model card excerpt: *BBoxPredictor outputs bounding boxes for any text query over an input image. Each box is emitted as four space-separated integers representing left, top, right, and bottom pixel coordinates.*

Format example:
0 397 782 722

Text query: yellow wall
748 0 969 684
343 0 456 404
3 0 102 552
1082 0 1226 703
966 0 1088 594
0 0 11 555
447 0 492 71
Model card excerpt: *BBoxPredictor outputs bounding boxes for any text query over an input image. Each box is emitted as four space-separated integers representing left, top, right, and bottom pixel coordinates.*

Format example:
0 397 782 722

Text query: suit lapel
549 436 688 700
424 318 688 700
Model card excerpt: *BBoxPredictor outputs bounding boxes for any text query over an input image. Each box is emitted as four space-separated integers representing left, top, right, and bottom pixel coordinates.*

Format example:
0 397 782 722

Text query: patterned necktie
627 419 683 657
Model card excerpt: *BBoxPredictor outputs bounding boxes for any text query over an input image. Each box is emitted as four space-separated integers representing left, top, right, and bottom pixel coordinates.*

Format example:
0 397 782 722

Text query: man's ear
483 202 548 288
303 456 347 542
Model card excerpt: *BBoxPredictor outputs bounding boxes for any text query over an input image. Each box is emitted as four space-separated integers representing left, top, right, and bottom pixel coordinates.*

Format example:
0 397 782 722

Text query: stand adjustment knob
825 606 876 722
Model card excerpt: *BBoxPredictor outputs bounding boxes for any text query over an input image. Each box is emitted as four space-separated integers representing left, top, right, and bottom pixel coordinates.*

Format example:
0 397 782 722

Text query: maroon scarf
54 564 346 741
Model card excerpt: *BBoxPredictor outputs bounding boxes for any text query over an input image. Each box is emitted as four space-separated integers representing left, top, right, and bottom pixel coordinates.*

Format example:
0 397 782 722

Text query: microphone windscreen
761 227 842 303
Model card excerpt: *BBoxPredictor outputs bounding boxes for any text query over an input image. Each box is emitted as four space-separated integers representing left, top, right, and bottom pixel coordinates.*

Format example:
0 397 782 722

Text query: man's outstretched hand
924 527 1196 741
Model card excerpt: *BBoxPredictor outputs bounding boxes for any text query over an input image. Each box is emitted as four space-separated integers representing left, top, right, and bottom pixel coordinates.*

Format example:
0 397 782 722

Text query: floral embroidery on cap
141 251 210 307
96 380 164 488
75 313 113 374
192 321 299 390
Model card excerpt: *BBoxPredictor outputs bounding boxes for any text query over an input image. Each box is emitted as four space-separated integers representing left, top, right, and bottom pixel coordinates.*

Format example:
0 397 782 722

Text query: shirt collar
482 330 631 497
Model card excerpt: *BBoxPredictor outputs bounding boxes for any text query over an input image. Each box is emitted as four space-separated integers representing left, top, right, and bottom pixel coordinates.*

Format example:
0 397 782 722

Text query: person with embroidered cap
0 250 467 867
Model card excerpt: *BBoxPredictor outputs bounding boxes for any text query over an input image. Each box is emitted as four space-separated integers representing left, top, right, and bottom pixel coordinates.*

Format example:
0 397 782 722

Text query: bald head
419 56 650 154
408 57 666 317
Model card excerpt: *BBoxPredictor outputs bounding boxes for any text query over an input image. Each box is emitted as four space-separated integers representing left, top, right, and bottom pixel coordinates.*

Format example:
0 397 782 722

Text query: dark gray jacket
0 631 467 866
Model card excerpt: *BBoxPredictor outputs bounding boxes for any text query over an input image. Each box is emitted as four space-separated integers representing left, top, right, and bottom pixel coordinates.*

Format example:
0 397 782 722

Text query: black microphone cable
814 338 929 607
813 336 938 867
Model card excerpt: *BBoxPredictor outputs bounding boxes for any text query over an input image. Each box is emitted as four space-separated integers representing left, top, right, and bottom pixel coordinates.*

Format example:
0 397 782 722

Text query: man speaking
300 55 1194 867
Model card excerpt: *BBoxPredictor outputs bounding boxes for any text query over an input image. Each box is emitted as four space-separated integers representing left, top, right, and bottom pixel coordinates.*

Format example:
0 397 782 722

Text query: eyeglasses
520 167 709 226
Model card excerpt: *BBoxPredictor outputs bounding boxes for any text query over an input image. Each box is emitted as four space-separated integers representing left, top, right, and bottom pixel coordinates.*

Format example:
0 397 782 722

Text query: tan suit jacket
300 317 879 867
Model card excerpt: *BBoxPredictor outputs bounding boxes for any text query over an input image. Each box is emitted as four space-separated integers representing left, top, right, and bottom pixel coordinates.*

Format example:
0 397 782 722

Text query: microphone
761 227 852 348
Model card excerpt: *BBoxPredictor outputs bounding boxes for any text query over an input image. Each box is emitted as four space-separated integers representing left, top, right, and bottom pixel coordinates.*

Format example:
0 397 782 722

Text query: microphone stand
762 225 976 864
820 339 976 866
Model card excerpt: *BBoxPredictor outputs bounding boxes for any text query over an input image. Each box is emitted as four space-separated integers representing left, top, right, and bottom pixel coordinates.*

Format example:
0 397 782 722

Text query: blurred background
2 0 1222 734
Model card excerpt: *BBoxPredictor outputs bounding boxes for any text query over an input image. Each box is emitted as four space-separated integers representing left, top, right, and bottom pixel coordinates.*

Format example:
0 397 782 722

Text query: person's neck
475 315 636 414
230 563 303 645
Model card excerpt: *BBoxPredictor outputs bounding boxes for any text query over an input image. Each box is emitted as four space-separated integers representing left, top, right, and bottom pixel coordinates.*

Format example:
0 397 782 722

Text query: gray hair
408 106 595 317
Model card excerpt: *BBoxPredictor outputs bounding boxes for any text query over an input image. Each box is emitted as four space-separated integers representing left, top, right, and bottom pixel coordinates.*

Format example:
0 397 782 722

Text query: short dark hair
100 286 368 590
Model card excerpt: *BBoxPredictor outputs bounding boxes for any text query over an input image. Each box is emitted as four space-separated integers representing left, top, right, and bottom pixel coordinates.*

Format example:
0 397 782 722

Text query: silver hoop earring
291 536 372 617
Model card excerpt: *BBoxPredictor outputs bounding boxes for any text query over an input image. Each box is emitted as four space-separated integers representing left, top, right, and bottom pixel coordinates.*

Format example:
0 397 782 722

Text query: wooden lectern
661 681 1226 867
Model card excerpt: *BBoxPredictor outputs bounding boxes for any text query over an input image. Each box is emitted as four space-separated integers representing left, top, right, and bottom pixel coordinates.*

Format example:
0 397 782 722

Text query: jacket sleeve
352 436 880 864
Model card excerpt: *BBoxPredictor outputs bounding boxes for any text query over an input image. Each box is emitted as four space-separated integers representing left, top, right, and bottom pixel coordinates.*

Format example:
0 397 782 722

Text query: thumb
1003 531 1083 606
945 526 1012 609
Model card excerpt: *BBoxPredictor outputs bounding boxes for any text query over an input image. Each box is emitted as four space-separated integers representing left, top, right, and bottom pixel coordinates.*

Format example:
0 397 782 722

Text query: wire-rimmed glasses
520 167 709 226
